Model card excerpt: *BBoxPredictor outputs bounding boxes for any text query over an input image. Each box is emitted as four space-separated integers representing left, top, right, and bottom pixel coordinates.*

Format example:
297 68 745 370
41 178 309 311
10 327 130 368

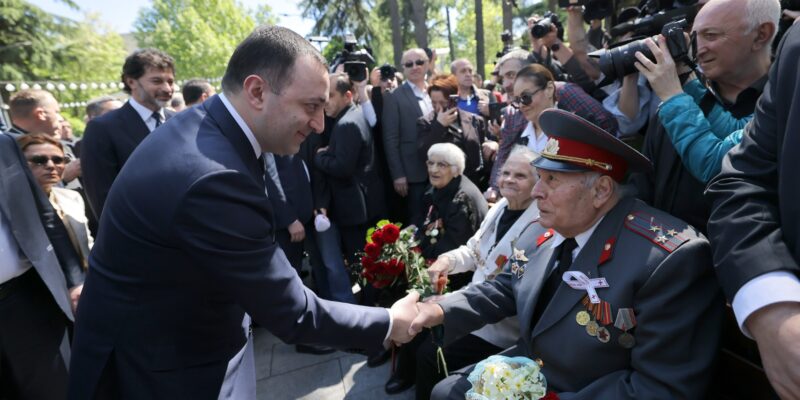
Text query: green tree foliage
452 0 505 74
134 0 278 80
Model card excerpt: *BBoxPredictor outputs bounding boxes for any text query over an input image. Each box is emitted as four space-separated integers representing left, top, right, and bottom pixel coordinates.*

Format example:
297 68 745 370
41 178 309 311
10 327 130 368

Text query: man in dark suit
68 26 419 399
410 110 724 399
383 48 433 223
80 48 176 218
0 133 85 399
707 23 800 400
315 73 386 264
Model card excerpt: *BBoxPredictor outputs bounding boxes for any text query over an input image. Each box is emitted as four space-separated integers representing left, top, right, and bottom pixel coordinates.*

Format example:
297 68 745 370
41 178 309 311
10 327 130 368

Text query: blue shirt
457 94 480 115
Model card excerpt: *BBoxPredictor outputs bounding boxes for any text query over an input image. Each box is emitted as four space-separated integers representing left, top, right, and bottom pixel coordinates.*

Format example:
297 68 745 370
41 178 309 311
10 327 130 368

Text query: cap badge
543 138 560 156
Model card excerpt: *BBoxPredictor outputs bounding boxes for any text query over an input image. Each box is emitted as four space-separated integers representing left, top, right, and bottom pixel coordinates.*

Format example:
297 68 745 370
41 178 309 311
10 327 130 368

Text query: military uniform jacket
437 196 724 398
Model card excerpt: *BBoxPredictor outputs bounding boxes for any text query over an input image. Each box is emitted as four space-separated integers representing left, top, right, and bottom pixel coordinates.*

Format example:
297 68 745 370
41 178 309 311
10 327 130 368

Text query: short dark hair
85 96 120 120
329 73 353 96
222 25 327 95
9 89 55 120
182 79 214 105
16 132 64 153
428 74 459 98
516 64 556 102
121 48 175 94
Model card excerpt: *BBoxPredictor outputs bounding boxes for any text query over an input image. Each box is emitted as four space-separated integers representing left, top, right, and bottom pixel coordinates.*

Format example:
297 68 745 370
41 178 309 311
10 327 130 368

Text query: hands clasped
387 291 446 346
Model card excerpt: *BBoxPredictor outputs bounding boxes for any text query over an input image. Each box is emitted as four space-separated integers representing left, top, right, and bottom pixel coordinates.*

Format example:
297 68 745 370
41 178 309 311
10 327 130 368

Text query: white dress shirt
732 272 800 337
549 216 606 265
407 81 433 116
128 97 166 133
520 122 549 155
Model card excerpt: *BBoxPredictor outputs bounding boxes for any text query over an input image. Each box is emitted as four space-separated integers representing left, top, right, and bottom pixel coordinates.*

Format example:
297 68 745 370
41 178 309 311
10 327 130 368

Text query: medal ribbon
562 271 609 304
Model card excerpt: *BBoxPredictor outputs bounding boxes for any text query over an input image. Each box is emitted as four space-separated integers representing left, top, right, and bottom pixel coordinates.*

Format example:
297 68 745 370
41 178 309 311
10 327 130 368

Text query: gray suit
382 82 427 183
432 197 724 399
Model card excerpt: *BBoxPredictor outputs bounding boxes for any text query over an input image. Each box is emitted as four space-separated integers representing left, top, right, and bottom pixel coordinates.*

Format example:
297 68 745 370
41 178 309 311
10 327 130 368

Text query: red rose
387 259 405 275
364 242 381 259
411 246 422 254
370 229 385 246
382 224 401 243
542 392 560 400
361 256 375 270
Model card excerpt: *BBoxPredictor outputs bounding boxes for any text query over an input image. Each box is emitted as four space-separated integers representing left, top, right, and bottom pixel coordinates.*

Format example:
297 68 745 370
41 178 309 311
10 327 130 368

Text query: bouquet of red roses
358 220 445 297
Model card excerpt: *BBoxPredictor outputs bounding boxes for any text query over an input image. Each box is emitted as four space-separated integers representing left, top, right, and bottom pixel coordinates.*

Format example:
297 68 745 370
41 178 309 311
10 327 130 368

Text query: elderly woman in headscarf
413 146 543 399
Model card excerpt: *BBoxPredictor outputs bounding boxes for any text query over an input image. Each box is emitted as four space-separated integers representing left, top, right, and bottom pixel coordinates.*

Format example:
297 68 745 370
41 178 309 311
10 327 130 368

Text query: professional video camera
590 19 693 82
496 30 516 59
608 3 699 39
530 12 565 41
329 34 376 82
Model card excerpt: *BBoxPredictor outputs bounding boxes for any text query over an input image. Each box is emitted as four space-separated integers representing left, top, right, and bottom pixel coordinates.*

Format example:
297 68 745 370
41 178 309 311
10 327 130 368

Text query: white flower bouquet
465 355 550 400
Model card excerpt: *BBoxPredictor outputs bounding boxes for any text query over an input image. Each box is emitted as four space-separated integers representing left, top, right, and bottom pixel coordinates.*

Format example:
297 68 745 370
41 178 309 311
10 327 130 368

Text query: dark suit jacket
315 104 385 226
80 101 175 218
707 23 800 300
0 133 84 320
438 197 723 398
382 83 428 183
272 154 313 228
68 96 391 399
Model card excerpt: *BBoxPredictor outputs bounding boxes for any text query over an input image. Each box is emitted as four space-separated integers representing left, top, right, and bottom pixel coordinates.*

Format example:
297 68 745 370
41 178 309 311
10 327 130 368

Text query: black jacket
314 104 385 226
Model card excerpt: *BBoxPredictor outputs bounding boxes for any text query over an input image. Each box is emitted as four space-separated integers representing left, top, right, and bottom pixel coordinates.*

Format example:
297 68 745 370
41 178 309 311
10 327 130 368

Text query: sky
28 0 316 37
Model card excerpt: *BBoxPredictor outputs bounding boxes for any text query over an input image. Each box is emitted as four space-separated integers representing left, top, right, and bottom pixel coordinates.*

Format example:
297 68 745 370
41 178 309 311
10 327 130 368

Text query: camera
590 19 691 82
531 12 563 40
608 4 698 38
488 102 507 124
448 94 459 109
378 63 397 82
496 30 515 59
330 34 376 82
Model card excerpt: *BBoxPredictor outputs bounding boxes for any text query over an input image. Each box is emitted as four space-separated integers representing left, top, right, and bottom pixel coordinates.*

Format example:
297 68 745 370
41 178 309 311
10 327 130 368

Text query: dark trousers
415 334 502 400
276 228 305 275
0 269 70 400
340 223 367 266
406 181 428 227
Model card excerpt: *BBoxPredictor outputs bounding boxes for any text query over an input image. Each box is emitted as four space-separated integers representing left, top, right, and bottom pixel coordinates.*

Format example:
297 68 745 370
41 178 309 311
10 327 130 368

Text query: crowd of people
2 0 800 398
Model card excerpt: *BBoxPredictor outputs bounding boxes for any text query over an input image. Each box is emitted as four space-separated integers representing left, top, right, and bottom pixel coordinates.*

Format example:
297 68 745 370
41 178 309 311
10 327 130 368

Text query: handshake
386 291 448 346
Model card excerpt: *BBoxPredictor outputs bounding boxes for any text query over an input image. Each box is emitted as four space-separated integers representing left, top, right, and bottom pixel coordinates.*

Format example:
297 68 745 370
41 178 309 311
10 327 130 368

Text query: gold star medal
576 311 590 326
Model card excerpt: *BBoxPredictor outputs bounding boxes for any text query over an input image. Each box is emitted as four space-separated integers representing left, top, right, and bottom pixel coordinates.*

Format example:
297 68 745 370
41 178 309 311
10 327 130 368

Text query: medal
431 228 439 237
430 238 437 244
618 332 635 348
585 320 599 336
596 326 610 343
576 311 590 326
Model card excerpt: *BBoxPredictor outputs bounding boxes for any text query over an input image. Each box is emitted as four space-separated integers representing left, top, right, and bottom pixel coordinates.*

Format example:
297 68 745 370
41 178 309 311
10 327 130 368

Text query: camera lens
590 38 654 81
531 21 551 39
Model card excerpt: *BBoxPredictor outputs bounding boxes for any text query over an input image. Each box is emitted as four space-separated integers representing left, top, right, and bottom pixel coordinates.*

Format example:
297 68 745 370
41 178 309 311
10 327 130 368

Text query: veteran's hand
388 291 421 345
428 257 452 291
409 301 445 336
747 302 800 400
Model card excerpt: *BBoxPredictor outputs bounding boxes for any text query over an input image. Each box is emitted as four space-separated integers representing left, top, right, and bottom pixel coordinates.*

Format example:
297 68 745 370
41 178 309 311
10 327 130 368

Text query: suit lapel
121 101 151 144
203 96 263 182
401 84 423 118
531 197 635 339
518 244 556 339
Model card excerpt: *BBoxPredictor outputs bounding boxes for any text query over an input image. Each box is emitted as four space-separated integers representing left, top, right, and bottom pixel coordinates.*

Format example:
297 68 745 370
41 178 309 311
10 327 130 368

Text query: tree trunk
409 0 428 48
475 0 485 79
388 0 402 67
548 0 557 12
446 6 456 63
502 0 513 35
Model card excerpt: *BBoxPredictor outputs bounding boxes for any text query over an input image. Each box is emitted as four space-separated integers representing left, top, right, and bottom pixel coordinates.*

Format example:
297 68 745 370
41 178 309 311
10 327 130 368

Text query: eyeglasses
510 88 544 108
426 160 451 170
27 155 67 166
403 59 427 68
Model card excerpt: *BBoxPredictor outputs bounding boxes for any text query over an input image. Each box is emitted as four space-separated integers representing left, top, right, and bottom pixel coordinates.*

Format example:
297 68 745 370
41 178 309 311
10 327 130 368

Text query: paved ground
253 327 416 400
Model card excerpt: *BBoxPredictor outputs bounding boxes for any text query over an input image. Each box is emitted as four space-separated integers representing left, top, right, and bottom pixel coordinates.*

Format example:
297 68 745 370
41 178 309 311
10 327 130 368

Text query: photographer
630 0 778 233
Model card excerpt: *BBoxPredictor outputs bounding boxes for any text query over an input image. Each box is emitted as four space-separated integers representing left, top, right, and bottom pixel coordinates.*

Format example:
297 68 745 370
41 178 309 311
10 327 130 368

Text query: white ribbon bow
562 271 609 304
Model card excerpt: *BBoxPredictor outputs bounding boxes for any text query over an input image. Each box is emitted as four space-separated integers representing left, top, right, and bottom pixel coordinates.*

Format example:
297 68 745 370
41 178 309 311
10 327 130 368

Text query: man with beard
80 49 176 218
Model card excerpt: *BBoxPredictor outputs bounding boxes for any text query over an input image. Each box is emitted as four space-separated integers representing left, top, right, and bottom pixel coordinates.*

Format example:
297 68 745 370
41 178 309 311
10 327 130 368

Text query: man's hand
354 74 370 104
287 219 305 242
478 100 490 117
634 35 684 101
482 140 498 162
388 291 420 345
394 177 409 197
62 159 81 183
436 107 458 128
483 187 499 203
747 302 800 400
487 120 502 138
409 301 445 336
69 284 83 313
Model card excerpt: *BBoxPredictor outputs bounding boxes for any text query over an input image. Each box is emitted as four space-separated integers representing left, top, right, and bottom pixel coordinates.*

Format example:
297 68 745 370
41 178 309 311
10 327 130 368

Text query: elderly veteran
410 109 724 399
414 146 546 399
413 143 488 263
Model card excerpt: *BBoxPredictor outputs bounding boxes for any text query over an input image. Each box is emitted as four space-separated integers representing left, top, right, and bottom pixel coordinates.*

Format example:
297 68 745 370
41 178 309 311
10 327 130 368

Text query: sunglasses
510 88 544 108
27 155 67 166
403 59 427 68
